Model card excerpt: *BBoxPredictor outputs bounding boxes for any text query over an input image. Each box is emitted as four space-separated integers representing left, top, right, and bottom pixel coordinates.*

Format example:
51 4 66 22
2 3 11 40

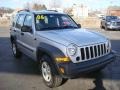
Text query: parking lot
0 27 120 90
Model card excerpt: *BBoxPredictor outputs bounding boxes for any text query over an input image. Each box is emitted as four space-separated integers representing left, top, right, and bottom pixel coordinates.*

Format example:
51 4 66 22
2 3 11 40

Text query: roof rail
47 10 58 12
41 10 58 12
17 9 30 13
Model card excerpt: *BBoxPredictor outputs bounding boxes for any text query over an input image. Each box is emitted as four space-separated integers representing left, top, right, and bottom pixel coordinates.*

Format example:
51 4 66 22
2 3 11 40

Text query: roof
17 10 66 15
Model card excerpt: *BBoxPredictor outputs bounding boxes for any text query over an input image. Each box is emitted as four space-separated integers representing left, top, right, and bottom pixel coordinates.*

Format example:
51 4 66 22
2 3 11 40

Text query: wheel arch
10 35 16 43
36 43 66 75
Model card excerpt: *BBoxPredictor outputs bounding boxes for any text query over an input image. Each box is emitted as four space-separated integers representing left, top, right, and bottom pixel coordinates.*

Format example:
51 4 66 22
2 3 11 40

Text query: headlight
106 39 111 51
67 44 77 56
107 22 111 25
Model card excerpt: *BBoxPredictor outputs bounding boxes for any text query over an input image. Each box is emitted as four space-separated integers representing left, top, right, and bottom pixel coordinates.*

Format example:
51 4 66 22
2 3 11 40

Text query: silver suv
10 10 115 88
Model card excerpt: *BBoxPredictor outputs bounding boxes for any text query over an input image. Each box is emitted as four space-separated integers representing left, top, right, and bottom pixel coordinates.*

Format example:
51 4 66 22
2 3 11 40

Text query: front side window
35 14 78 31
24 15 32 27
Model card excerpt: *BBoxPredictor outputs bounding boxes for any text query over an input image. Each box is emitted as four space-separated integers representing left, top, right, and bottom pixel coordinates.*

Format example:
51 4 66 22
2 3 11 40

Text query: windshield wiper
61 26 78 29
39 26 78 31
40 27 60 30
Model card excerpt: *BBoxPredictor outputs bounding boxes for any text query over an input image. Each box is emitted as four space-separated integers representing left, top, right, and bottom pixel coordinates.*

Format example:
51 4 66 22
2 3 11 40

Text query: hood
109 19 120 22
36 29 107 46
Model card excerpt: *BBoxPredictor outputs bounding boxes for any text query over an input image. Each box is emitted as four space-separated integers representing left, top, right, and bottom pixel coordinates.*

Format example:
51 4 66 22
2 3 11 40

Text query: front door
20 15 36 60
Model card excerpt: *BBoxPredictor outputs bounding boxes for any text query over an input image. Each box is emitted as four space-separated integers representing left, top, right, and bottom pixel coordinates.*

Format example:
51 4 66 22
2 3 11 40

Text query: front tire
40 55 63 88
11 41 22 58
100 25 103 29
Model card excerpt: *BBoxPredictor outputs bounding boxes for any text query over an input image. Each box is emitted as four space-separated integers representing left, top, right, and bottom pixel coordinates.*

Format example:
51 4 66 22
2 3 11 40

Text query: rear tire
40 55 63 88
105 26 109 31
11 41 22 58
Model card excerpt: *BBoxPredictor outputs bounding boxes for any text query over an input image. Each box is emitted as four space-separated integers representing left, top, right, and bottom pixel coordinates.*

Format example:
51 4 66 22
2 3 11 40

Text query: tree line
0 7 14 14
24 3 47 10
0 3 47 15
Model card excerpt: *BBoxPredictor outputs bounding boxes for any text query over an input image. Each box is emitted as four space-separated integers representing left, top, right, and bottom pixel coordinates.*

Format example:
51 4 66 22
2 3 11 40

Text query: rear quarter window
15 14 25 29
10 14 18 27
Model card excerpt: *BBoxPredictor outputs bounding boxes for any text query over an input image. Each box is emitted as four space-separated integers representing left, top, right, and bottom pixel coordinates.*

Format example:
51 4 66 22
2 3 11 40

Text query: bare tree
32 3 47 10
24 2 30 10
108 6 120 10
49 0 62 8
0 7 14 14
64 8 73 15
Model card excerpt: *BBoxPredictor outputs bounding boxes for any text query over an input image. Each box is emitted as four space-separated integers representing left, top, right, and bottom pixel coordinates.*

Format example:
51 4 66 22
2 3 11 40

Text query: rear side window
15 14 25 29
24 15 32 27
11 14 19 27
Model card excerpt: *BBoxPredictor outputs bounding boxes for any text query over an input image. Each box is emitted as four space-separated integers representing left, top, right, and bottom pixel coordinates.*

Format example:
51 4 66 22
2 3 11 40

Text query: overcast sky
0 0 120 10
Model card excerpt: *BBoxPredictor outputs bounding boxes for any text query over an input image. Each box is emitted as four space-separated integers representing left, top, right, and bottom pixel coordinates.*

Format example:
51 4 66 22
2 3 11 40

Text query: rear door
10 14 19 38
14 14 25 49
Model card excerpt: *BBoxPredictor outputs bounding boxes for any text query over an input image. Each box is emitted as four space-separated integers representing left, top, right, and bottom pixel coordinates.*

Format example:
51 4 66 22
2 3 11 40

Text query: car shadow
0 37 40 75
88 72 106 90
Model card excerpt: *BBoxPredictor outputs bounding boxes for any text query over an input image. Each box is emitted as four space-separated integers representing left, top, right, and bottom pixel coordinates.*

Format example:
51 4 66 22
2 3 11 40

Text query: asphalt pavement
0 27 120 90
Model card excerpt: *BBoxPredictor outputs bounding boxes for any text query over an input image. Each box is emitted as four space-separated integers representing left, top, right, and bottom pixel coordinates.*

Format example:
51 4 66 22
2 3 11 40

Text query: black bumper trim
58 52 116 78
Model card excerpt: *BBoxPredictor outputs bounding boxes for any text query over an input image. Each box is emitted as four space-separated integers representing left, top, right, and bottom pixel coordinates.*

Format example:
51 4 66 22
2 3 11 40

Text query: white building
72 4 88 18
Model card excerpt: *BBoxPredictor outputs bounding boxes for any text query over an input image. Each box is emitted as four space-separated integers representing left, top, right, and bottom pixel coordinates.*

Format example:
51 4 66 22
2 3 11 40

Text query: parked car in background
100 16 120 30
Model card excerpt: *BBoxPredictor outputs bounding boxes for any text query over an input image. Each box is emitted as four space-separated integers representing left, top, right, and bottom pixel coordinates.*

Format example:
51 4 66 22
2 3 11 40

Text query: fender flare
36 43 66 75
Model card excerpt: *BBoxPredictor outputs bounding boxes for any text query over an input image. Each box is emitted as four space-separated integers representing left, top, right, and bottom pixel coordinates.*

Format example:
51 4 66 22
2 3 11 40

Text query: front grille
117 22 120 26
79 43 110 61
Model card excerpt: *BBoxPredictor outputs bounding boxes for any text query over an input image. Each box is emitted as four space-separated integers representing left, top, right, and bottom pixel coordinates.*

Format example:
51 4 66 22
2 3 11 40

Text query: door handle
21 32 24 35
34 38 37 40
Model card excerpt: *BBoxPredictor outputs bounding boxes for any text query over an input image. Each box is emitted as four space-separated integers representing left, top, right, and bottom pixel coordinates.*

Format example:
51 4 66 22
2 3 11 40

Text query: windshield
106 16 118 20
35 14 78 31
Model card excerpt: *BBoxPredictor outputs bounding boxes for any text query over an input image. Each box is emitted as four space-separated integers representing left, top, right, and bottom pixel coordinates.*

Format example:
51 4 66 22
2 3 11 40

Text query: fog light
56 57 70 62
59 67 65 74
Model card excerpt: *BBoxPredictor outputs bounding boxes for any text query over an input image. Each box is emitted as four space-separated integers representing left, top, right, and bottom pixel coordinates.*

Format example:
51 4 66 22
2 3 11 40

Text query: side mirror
102 18 105 20
77 24 81 28
21 26 32 32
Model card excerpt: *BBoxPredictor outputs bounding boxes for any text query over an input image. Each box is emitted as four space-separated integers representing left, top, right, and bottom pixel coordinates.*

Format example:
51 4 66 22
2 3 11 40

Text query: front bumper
58 52 116 78
107 25 120 30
